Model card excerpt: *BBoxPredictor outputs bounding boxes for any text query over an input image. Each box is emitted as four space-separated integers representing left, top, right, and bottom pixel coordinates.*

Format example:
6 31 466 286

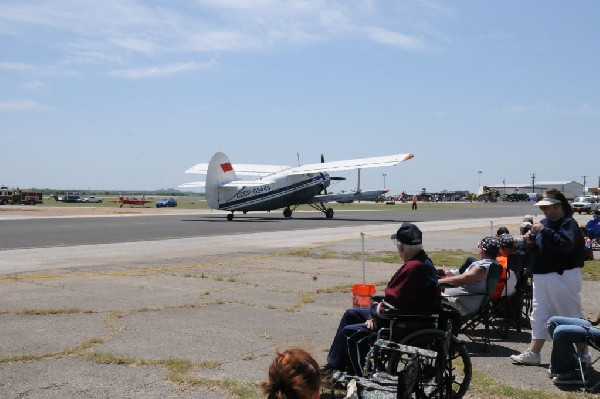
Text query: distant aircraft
180 151 414 220
109 195 153 208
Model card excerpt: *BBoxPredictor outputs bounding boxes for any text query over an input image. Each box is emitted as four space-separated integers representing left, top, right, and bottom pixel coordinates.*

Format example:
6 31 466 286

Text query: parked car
572 196 600 214
156 197 177 208
79 196 103 203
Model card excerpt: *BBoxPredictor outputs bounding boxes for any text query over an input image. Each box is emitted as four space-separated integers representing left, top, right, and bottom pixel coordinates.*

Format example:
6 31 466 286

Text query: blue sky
1 1 599 194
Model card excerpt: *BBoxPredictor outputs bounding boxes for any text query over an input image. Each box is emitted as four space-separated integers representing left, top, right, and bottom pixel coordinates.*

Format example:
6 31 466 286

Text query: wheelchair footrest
373 339 437 359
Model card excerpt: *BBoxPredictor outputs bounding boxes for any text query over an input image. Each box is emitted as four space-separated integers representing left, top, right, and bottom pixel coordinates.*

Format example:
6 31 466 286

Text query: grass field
39 196 498 211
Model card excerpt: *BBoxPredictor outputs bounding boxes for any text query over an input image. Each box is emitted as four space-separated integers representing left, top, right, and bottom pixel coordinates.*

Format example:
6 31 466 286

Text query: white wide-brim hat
534 198 561 206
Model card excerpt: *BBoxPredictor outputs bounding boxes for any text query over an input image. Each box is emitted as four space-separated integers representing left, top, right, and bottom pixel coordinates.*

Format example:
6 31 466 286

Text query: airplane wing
221 180 275 187
185 163 290 175
308 189 389 204
178 181 206 189
280 153 414 175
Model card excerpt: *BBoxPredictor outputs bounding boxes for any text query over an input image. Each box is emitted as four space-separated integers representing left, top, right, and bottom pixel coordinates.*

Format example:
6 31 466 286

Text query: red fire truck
0 187 43 205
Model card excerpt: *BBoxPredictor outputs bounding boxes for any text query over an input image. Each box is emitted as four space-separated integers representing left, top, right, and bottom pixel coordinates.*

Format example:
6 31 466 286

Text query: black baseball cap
391 223 422 245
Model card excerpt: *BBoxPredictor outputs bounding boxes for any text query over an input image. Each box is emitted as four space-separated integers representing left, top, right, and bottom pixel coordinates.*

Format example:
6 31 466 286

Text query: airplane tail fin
206 152 238 209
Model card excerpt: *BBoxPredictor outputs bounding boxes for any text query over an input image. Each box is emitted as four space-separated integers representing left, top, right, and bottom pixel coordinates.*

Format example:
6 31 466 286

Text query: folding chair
582 333 600 392
591 236 600 252
489 252 526 338
441 261 503 351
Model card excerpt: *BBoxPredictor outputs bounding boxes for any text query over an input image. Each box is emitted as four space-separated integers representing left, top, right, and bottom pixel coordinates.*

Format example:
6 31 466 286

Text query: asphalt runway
2 204 598 398
0 203 537 250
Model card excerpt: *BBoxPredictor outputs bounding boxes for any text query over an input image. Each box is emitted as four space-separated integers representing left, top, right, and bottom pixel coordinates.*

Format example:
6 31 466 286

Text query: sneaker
510 350 541 365
552 370 585 385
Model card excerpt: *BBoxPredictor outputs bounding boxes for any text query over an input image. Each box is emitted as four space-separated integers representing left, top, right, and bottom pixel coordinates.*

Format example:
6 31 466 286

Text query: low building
487 181 584 200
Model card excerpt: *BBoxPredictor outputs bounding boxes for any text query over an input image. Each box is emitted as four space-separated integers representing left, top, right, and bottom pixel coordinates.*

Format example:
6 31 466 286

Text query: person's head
391 222 423 260
478 236 500 259
262 348 320 399
534 188 573 220
496 227 510 237
594 210 600 218
498 234 515 256
522 215 534 224
520 222 532 236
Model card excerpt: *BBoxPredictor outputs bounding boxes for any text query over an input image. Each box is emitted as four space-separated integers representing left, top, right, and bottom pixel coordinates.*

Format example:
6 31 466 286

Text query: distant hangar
486 180 585 200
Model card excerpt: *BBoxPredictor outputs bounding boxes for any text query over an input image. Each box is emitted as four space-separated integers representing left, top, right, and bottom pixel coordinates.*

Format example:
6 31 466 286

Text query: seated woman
586 210 600 239
547 316 597 385
439 236 500 316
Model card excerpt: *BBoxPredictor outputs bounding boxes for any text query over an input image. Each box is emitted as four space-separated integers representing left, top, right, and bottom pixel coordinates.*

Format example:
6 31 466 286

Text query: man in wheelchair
322 223 441 378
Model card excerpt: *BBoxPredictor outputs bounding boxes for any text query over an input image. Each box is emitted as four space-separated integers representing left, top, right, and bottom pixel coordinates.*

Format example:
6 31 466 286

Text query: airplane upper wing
185 163 290 175
278 153 414 175
178 181 206 189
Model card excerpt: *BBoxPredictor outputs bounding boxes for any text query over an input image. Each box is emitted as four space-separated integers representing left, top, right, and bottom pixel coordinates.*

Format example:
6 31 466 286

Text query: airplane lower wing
309 189 389 204
178 181 206 189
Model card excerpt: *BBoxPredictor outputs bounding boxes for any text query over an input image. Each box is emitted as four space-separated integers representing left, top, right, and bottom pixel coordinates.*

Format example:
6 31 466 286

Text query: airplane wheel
325 208 334 219
227 213 234 221
283 208 292 218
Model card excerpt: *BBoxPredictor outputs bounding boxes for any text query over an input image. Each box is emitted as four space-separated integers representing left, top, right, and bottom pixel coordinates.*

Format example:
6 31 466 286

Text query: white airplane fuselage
215 173 330 212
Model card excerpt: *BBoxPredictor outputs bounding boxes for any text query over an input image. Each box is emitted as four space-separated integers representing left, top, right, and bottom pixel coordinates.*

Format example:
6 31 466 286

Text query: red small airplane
109 195 153 208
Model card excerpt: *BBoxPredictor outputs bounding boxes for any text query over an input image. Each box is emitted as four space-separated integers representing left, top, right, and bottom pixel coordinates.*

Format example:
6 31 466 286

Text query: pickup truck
572 196 600 214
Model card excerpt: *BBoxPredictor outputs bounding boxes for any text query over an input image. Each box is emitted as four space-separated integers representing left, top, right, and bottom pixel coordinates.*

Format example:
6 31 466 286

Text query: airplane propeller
320 154 346 195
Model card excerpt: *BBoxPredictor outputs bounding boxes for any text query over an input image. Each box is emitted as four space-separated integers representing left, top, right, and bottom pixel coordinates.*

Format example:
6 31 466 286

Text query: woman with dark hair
510 188 586 367
262 348 321 399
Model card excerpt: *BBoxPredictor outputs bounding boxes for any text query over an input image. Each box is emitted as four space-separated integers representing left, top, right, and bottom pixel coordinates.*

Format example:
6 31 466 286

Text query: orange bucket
351 284 376 309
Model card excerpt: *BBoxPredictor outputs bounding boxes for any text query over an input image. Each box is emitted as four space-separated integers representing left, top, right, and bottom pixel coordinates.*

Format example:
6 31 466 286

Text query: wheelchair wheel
392 329 471 399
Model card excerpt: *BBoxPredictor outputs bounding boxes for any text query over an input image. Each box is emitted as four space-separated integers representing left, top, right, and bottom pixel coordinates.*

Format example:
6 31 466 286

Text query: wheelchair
356 307 472 399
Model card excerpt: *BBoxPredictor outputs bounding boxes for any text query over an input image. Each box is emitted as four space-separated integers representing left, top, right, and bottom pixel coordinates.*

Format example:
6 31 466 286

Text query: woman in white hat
510 188 586 367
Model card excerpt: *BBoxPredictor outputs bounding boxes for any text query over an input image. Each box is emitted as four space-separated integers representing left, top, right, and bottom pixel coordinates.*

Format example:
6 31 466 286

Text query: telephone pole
531 173 536 194
582 176 587 195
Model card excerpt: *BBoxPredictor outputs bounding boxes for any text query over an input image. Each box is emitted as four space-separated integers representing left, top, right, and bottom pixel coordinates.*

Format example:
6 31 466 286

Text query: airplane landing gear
283 207 292 218
308 203 335 219
227 213 234 221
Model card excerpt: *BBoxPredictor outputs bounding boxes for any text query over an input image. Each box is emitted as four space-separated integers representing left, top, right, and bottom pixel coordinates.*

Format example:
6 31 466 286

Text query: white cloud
0 99 44 112
0 62 35 72
24 80 48 91
363 27 427 51
108 60 216 79
498 103 555 114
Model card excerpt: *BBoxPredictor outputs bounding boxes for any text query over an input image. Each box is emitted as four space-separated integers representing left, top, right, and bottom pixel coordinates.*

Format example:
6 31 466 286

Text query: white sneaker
580 352 592 365
510 350 541 365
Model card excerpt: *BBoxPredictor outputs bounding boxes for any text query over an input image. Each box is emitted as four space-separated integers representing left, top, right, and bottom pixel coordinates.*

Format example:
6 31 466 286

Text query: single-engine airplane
180 151 414 220
108 195 154 208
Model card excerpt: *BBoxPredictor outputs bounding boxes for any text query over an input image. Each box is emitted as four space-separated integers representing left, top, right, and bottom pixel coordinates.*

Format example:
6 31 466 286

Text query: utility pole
582 175 587 195
531 173 536 194
382 173 387 189
503 178 506 194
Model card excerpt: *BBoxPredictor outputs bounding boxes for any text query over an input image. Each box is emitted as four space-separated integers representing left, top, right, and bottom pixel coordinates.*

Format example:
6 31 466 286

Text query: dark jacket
530 216 585 275
375 250 441 315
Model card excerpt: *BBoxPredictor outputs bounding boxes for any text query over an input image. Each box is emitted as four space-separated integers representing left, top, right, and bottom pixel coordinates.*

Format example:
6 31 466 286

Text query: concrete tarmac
0 211 598 398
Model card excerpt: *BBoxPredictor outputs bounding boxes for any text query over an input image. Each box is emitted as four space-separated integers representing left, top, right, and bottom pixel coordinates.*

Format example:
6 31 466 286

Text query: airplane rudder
206 152 237 208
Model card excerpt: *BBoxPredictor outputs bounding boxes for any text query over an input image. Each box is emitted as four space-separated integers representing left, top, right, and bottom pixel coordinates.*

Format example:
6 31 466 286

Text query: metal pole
360 232 366 284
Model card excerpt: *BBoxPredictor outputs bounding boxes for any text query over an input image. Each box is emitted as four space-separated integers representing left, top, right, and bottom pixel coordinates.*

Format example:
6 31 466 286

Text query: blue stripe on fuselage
219 175 326 211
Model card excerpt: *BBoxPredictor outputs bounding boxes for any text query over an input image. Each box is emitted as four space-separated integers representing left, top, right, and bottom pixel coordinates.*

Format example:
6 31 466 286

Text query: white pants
530 268 583 340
